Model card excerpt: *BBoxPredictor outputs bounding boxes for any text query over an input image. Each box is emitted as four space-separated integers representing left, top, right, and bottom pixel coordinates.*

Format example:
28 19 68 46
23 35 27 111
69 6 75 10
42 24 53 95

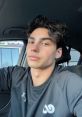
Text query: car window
61 48 80 66
0 41 24 68
68 48 80 66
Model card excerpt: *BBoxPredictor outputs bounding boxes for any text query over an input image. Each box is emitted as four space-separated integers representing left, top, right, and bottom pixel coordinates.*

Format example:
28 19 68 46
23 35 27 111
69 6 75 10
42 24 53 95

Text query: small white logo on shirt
21 92 26 102
43 104 55 114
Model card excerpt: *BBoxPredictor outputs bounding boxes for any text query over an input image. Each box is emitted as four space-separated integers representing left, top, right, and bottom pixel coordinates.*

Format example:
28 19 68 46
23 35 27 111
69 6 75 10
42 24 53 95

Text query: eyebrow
28 36 53 41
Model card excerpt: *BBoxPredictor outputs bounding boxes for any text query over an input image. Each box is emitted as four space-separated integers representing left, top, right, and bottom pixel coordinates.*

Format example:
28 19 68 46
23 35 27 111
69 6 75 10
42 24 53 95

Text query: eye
41 41 50 46
42 42 49 46
28 39 34 44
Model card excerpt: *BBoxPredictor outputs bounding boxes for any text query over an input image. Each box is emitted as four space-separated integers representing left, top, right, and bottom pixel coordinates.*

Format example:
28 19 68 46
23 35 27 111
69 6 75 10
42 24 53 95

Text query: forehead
29 28 54 41
30 28 49 36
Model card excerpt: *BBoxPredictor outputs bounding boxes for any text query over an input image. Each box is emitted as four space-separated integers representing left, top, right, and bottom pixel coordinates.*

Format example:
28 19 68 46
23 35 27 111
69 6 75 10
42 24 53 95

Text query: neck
30 65 55 86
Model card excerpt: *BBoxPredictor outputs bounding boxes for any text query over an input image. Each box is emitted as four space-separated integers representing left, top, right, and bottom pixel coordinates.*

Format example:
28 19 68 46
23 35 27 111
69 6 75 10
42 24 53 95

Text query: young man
0 15 82 117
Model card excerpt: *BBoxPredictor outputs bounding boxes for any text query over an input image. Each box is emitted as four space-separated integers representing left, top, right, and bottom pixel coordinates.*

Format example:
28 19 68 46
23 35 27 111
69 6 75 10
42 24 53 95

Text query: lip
28 56 40 61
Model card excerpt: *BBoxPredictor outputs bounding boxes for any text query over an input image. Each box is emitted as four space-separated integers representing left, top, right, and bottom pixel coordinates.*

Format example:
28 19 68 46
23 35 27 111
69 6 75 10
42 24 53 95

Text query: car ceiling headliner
0 0 82 52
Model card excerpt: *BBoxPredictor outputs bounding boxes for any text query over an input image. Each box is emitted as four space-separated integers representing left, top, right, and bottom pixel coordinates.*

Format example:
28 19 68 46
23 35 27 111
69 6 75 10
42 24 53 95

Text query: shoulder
0 65 27 73
11 65 30 77
11 66 30 86
58 69 82 87
61 71 82 113
53 66 82 113
55 68 82 95
12 65 27 73
56 65 82 88
58 70 82 102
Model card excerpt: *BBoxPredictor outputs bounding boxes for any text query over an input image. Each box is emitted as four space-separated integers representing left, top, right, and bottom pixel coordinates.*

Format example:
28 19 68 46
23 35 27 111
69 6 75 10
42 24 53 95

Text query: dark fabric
0 66 82 117
0 92 10 117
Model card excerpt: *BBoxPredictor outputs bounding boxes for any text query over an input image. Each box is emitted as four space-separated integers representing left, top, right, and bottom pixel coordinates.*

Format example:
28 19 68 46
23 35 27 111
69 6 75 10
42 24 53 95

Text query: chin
28 64 40 69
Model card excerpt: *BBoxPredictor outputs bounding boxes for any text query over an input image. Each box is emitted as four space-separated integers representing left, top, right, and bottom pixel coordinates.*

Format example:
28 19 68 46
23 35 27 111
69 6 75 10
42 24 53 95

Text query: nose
31 43 39 52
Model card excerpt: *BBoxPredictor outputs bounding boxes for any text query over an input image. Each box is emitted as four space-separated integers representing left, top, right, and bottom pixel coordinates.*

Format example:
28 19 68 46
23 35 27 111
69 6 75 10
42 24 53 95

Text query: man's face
26 28 62 69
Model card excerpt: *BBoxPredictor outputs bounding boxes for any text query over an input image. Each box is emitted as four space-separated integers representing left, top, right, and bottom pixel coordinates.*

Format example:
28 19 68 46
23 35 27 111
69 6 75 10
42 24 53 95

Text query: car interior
0 0 82 116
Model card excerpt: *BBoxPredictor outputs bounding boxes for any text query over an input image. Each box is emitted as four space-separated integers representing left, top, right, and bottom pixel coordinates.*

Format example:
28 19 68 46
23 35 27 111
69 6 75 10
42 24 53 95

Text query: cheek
42 49 56 59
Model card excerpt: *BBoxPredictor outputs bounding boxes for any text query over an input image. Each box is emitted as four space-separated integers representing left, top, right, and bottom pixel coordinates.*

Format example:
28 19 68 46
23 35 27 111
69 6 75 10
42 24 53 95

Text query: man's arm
0 65 27 91
66 73 82 117
0 66 16 91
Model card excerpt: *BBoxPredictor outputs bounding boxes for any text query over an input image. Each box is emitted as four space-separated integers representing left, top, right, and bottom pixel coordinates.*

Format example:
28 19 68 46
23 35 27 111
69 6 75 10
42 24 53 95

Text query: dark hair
26 15 71 64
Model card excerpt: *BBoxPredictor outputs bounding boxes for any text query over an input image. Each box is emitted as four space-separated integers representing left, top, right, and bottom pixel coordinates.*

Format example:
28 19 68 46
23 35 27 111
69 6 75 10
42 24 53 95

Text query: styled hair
26 15 71 64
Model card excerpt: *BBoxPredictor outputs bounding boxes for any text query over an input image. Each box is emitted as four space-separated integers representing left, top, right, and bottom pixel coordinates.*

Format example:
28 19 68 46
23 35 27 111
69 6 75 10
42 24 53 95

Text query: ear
55 48 62 59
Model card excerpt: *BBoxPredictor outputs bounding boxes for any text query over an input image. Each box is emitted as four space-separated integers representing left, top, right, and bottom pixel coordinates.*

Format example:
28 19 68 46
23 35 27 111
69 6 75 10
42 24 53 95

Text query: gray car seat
65 65 82 78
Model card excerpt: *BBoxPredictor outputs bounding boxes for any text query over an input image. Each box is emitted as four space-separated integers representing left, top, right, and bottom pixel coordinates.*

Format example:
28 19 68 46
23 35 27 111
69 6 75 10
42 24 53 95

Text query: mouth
28 56 40 61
